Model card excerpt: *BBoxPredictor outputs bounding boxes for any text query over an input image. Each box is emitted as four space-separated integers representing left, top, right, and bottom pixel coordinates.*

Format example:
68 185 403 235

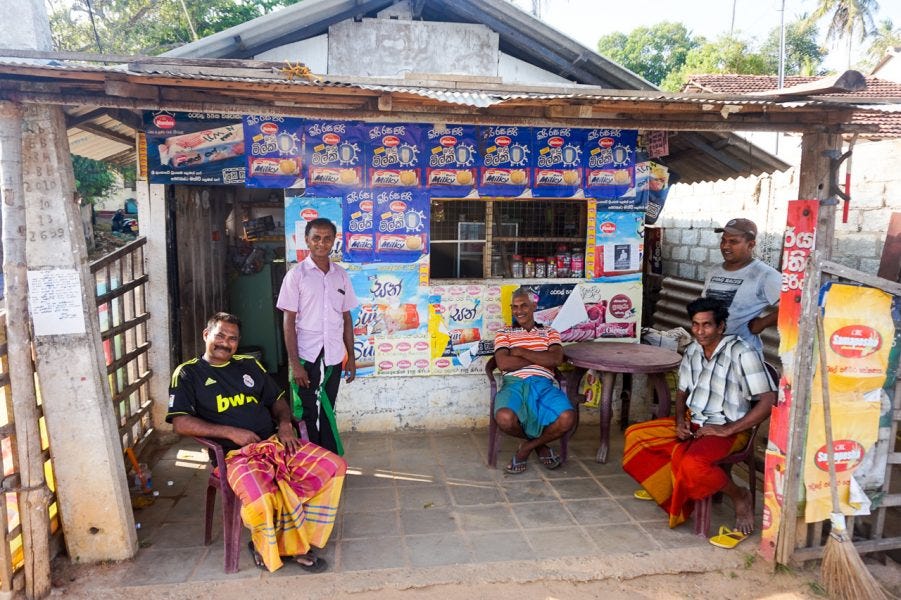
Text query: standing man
703 218 781 355
493 288 576 474
623 298 775 537
167 312 345 572
277 218 358 455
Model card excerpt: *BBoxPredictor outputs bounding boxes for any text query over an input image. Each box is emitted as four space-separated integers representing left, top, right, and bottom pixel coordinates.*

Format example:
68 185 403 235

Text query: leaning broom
816 315 888 600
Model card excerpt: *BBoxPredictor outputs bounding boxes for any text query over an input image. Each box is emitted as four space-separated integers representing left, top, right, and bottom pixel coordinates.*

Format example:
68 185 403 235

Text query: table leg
652 373 672 419
619 373 632 431
597 371 616 464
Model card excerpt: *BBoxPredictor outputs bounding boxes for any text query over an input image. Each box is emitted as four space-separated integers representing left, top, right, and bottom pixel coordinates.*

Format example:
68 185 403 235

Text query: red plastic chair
692 362 778 537
485 356 578 468
193 420 308 573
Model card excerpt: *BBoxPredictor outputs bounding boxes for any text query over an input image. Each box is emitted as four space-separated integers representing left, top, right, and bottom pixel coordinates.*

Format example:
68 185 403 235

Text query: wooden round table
563 341 682 463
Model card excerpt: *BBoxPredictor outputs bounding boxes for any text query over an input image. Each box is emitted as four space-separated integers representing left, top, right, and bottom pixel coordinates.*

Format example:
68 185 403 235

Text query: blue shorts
495 375 572 439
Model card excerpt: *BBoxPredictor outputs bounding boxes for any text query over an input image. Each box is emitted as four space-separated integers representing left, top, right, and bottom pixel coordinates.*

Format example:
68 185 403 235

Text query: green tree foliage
865 18 901 67
46 0 304 55
597 22 701 86
760 17 826 76
71 154 118 202
807 0 880 67
661 36 769 91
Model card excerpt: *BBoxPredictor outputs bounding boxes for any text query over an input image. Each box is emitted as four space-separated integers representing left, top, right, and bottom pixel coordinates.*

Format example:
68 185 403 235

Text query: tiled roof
684 74 901 137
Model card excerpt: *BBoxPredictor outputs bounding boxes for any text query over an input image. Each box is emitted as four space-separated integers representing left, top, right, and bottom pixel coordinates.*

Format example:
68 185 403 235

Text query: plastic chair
193 419 308 573
485 356 578 468
692 362 778 537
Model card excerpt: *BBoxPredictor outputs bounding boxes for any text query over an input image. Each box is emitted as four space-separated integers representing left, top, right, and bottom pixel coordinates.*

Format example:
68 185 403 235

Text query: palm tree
808 0 880 68
866 18 901 67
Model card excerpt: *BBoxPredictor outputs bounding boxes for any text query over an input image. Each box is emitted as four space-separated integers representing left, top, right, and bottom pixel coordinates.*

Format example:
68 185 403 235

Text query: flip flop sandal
633 489 653 501
538 447 562 470
709 525 748 549
248 541 267 571
504 455 528 474
292 553 328 573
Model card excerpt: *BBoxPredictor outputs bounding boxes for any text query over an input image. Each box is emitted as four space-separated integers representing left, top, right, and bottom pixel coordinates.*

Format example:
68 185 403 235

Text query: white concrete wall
254 34 328 74
659 137 901 280
498 52 573 85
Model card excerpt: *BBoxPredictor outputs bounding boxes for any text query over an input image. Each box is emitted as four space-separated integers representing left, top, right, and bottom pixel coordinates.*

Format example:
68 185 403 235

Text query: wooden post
0 101 52 599
775 131 840 564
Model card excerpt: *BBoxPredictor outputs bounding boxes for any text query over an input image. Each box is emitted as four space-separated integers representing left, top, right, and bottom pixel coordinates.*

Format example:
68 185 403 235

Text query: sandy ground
50 550 901 600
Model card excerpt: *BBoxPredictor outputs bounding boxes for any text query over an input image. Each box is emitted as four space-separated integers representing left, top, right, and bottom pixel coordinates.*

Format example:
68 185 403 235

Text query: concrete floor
57 425 758 595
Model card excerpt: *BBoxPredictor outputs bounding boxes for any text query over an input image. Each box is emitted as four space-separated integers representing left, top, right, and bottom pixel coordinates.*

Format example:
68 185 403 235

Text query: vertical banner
585 200 598 278
365 123 423 189
583 128 637 200
760 199 818 560
374 189 429 263
533 127 585 197
242 115 304 188
424 125 479 197
342 190 375 263
591 211 645 279
284 196 343 263
478 125 532 197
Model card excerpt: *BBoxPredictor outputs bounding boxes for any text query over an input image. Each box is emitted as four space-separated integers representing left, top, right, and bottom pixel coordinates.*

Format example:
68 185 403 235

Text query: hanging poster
583 128 637 200
144 111 245 185
429 284 488 375
345 262 429 378
478 125 531 197
304 120 365 196
425 124 479 198
365 123 423 189
640 161 672 224
342 189 375 263
284 196 343 263
533 127 585 197
374 189 429 262
591 211 645 279
803 283 895 523
242 115 304 188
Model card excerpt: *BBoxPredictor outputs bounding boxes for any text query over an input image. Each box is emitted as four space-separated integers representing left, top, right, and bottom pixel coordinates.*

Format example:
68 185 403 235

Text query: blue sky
509 0 901 72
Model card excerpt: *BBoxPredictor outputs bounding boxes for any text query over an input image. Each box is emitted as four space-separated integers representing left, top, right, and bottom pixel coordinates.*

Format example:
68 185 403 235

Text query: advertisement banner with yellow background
803 283 895 523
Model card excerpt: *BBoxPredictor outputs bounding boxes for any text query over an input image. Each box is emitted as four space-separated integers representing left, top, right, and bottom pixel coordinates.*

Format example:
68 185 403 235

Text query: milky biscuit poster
374 189 429 263
144 111 246 185
242 115 304 188
532 127 586 197
304 120 365 196
583 128 637 200
342 190 375 263
365 123 423 189
478 125 531 197
425 124 479 198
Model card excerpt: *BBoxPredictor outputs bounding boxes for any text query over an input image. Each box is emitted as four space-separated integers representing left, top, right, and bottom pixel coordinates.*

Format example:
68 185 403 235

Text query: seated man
493 287 575 474
622 297 776 535
166 312 345 573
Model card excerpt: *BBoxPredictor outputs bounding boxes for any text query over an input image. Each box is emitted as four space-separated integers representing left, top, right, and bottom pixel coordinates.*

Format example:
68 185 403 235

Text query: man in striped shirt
622 297 776 536
493 288 576 474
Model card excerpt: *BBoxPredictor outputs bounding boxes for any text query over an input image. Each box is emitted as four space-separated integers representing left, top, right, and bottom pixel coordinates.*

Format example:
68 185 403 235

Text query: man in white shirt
703 218 781 354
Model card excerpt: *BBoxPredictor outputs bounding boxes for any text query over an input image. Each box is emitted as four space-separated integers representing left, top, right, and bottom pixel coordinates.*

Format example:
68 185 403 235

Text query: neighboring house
658 72 901 283
872 46 901 82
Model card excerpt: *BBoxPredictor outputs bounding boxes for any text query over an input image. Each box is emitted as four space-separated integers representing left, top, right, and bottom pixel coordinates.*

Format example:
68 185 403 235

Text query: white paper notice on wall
26 269 87 336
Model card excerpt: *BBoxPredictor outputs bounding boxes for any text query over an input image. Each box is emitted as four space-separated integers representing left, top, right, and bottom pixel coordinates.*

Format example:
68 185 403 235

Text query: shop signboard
304 120 366 196
374 189 429 263
284 196 343 263
144 111 246 185
583 128 637 200
242 114 304 188
478 125 532 197
424 124 479 198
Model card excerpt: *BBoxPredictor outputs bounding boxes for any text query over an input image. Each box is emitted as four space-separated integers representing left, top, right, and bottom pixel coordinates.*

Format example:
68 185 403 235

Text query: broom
816 314 887 600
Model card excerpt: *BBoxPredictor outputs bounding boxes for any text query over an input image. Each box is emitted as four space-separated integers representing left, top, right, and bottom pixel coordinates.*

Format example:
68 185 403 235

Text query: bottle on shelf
511 254 524 278
524 256 535 278
546 255 557 278
556 244 571 278
535 257 547 278
571 247 585 278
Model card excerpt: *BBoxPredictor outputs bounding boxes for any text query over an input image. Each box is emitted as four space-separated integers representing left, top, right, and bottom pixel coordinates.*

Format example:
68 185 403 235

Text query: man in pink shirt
277 218 358 454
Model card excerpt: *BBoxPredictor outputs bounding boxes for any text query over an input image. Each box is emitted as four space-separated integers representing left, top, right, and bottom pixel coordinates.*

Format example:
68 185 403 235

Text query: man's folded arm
508 344 564 369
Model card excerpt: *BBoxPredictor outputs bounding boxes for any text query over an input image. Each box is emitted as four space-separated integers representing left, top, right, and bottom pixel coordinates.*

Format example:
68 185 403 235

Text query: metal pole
776 0 786 154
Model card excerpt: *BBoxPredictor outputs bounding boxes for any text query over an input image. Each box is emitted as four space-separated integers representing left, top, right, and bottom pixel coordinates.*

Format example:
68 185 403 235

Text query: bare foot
733 487 754 535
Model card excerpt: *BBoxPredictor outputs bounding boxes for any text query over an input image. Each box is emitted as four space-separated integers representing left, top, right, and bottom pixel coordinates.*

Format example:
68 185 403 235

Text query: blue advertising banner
365 123 424 189
374 189 429 263
478 125 531 197
424 124 479 198
345 262 429 377
533 127 586 197
584 129 638 200
242 115 304 188
342 190 375 263
591 211 645 279
144 111 246 185
284 196 343 264
304 120 366 196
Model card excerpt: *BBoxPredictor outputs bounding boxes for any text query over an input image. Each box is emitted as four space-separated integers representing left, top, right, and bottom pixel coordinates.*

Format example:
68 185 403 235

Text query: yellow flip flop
633 489 653 501
709 525 748 549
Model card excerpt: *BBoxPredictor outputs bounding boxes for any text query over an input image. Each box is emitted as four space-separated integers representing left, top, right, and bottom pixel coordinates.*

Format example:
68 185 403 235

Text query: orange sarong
622 417 748 528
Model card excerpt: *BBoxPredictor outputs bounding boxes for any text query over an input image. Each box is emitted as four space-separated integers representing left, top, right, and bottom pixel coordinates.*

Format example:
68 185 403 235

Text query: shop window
430 198 587 279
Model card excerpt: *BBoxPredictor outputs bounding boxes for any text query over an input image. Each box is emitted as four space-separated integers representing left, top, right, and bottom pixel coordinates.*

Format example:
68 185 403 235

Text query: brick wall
658 138 900 281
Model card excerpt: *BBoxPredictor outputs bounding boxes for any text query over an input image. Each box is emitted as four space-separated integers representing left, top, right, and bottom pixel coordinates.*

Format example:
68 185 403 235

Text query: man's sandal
248 541 266 571
291 552 328 573
538 447 562 470
504 455 528 474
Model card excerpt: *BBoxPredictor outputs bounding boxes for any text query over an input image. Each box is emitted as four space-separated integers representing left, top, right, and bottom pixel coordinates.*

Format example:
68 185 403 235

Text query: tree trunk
0 102 52 599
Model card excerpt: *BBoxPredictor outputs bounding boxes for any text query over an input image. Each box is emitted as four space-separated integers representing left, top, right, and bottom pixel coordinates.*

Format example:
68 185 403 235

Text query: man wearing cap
703 218 781 354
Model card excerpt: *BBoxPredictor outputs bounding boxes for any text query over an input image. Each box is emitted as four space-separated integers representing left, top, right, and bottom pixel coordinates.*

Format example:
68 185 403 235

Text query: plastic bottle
546 255 557 278
511 254 524 278
570 247 585 278
556 244 570 278
524 256 535 278
535 257 547 279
